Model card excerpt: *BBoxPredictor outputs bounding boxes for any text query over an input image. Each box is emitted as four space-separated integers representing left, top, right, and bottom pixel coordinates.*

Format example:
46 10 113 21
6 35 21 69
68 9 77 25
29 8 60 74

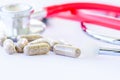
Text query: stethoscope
32 2 120 43
1 2 120 56
34 2 120 55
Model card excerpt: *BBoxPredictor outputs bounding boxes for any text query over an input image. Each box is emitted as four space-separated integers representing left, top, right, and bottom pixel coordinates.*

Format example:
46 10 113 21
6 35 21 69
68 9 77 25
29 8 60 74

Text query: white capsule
52 40 65 46
28 38 50 45
17 34 43 42
24 43 50 56
3 39 17 54
53 44 81 58
16 38 28 53
51 40 72 51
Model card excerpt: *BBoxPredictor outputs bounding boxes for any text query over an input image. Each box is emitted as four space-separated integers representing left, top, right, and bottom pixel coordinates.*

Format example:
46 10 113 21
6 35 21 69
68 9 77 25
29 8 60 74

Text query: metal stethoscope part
81 22 120 45
99 48 120 56
37 2 120 56
0 4 46 37
80 22 120 56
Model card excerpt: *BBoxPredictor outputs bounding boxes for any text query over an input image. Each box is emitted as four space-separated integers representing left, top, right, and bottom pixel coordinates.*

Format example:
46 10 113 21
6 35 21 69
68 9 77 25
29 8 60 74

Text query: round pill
3 39 17 54
16 38 28 53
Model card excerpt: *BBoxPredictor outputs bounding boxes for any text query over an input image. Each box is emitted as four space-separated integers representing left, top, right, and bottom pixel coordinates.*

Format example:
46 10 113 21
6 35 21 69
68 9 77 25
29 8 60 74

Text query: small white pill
3 39 17 54
16 38 28 53
0 34 7 46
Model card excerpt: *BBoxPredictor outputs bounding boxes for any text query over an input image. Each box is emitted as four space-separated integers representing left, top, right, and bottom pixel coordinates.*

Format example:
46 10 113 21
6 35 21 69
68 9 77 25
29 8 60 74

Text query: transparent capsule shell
17 34 43 42
24 43 50 56
28 38 51 45
50 40 72 51
53 44 81 58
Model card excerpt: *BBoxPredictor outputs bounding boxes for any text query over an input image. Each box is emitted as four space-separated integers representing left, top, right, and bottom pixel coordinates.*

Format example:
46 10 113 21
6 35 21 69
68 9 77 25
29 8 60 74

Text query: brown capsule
24 43 50 56
53 44 81 58
28 38 54 51
16 38 28 53
0 34 7 46
17 34 43 42
3 39 17 54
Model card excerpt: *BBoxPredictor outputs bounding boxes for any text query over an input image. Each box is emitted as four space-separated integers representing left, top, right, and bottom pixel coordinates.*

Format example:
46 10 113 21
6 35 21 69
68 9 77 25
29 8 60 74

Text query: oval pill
17 34 43 42
16 38 28 53
24 43 50 56
3 39 17 54
0 34 7 46
53 44 81 58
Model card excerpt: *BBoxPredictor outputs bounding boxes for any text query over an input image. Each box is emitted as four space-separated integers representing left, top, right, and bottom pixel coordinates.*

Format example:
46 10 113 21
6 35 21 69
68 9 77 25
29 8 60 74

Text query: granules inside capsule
17 34 43 42
24 43 50 56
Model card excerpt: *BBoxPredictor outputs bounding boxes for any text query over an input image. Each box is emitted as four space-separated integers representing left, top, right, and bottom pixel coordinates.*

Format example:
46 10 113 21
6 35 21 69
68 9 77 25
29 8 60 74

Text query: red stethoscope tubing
44 3 120 30
51 11 120 30
45 3 120 16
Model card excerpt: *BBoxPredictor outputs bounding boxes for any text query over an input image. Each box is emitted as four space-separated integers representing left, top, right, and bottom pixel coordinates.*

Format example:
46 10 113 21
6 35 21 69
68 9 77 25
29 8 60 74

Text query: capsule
24 43 50 56
51 40 71 51
51 40 65 46
0 34 7 46
3 39 17 54
17 34 43 42
53 44 81 58
29 38 55 51
28 38 51 45
16 38 28 53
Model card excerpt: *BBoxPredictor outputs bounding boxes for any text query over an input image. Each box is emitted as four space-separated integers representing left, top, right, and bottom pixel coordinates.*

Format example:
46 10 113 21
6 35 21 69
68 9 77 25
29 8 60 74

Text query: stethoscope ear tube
50 10 120 30
32 3 120 30
43 3 120 45
99 48 120 56
35 2 120 55
81 22 120 45
45 3 120 17
80 22 120 56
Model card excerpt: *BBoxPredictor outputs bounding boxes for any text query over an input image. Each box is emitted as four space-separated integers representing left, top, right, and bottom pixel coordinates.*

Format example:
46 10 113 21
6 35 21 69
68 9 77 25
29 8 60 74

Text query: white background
0 0 120 80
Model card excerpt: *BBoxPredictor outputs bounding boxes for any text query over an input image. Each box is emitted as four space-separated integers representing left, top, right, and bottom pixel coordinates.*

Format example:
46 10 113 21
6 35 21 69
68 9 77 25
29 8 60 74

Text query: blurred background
0 0 120 11
0 1 120 80
0 0 120 57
